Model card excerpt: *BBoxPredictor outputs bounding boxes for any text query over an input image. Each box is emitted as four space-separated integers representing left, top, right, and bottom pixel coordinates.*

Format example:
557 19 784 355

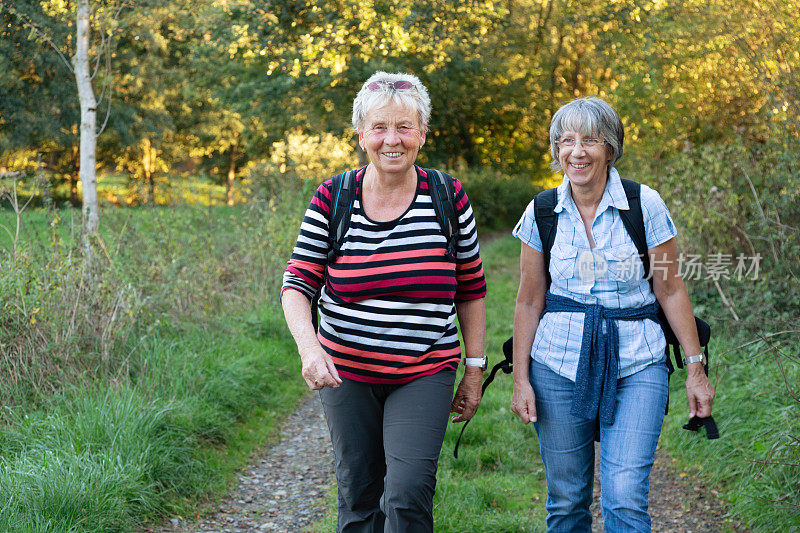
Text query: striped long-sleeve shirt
281 166 487 384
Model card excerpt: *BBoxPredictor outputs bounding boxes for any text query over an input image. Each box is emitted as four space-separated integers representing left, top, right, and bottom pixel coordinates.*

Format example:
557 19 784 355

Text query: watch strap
464 356 487 369
683 353 705 366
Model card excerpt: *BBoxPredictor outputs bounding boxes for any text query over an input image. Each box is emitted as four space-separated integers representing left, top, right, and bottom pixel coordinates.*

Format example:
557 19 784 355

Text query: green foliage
623 131 800 326
457 167 541 231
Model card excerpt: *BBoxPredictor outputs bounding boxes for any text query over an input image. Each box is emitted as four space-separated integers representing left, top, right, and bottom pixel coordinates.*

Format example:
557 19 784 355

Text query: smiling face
358 100 426 179
557 131 612 189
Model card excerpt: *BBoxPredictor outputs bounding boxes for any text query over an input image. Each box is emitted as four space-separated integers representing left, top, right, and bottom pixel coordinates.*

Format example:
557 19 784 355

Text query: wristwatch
464 356 487 370
683 353 706 366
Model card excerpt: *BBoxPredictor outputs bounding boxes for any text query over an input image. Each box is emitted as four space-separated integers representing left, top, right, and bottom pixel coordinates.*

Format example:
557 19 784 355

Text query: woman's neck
364 164 417 194
569 171 609 215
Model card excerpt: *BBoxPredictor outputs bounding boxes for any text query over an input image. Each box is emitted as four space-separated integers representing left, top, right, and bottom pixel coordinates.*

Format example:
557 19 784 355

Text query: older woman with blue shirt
510 97 715 532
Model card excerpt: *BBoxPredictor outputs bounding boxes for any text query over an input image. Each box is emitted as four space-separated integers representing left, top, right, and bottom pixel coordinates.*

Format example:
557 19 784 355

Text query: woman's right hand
300 346 342 390
511 381 537 424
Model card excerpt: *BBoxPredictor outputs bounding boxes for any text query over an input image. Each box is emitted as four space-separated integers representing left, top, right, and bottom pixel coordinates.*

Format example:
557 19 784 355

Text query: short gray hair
549 97 624 172
352 71 431 133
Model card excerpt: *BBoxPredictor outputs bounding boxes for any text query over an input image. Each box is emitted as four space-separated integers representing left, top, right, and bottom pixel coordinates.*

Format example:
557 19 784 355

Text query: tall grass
0 172 315 529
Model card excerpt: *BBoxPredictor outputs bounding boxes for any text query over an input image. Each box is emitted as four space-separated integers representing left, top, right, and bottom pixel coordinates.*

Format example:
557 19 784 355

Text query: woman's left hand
685 364 715 418
450 367 483 423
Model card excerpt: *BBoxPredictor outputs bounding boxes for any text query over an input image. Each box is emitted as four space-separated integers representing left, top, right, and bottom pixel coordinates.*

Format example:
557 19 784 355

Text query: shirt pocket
550 243 580 281
604 243 645 283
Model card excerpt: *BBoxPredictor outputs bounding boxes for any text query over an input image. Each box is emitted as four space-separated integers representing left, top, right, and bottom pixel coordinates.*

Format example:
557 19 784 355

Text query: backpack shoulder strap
426 168 458 259
327 168 359 262
313 168 358 332
617 178 650 287
533 187 559 287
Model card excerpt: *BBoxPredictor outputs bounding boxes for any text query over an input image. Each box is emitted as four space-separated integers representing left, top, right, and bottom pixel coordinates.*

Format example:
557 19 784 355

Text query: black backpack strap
533 188 559 287
617 178 650 287
453 337 514 458
312 168 360 332
328 169 359 262
426 168 458 259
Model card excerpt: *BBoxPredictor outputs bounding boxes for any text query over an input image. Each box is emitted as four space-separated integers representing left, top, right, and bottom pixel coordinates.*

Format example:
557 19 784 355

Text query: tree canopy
1 0 796 198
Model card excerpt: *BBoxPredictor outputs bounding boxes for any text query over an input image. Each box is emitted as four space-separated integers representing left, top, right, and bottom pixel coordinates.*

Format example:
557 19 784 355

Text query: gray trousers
319 370 456 533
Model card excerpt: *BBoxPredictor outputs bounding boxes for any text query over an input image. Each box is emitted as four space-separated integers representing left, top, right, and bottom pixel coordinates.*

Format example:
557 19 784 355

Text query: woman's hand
511 380 537 424
685 363 715 418
300 345 342 391
450 367 483 423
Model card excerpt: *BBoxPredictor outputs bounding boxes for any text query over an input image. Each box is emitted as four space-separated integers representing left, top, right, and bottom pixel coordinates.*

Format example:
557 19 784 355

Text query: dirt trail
156 393 746 532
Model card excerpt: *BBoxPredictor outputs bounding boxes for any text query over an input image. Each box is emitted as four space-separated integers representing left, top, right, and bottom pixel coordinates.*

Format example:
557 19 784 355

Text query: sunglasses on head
367 80 415 91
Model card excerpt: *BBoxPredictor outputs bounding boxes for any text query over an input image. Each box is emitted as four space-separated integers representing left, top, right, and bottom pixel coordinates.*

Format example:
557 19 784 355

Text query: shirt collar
554 167 629 214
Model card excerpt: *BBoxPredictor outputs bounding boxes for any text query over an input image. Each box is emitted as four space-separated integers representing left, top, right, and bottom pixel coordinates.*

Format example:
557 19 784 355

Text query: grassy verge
661 305 800 530
0 176 315 530
0 300 308 531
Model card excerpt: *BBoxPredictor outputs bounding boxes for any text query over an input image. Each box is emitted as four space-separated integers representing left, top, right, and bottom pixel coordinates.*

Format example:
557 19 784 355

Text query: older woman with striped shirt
281 71 486 532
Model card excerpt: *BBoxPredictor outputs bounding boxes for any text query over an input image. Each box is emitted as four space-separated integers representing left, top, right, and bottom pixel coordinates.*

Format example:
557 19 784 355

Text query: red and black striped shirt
281 166 487 384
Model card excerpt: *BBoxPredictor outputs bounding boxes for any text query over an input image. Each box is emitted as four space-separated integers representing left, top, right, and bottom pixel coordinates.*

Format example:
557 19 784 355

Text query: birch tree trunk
72 0 99 247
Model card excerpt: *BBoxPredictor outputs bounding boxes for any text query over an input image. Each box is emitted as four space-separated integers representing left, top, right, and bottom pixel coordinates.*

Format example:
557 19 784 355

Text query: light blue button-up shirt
512 167 678 380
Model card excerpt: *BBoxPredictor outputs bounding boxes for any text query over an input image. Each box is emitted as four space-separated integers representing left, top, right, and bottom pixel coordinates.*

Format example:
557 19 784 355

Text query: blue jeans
530 359 668 532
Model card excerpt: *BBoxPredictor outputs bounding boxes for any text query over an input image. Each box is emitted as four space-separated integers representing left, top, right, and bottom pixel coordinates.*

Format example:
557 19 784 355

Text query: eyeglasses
367 80 416 91
559 137 607 148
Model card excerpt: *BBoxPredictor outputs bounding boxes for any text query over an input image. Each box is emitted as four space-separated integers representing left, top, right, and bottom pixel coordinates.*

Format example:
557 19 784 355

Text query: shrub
456 167 541 231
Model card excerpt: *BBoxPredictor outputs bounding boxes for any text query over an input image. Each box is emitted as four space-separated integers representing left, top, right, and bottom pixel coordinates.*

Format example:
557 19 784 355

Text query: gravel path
157 394 335 533
156 395 746 533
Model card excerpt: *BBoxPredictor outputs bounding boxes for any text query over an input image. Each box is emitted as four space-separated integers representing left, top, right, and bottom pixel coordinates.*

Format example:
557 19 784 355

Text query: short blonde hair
352 71 431 133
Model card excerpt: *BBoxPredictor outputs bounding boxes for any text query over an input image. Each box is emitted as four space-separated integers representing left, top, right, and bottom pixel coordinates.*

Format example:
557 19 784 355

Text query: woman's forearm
658 282 702 361
456 298 486 359
513 299 542 385
281 289 322 359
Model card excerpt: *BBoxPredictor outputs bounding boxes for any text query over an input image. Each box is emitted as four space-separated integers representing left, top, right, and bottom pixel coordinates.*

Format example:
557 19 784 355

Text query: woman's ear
358 131 365 151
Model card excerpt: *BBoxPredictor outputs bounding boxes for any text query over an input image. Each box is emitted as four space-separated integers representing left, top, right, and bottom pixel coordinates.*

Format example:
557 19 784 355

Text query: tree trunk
226 144 237 206
72 0 99 245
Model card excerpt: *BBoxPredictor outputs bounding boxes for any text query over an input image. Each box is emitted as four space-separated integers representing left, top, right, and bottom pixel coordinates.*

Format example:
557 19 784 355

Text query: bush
456 167 541 231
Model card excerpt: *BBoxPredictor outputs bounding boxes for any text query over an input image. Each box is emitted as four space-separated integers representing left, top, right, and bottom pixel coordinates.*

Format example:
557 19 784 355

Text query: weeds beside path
154 394 335 533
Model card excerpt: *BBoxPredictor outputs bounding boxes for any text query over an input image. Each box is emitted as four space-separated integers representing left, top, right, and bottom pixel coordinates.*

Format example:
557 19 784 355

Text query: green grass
0 306 308 531
432 235 547 532
661 326 800 531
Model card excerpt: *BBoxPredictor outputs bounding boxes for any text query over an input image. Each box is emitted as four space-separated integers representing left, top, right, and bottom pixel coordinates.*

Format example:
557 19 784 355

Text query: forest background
0 0 798 531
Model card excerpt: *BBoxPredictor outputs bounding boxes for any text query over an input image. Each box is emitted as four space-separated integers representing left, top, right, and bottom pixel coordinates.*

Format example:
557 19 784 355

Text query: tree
73 0 98 240
1 0 130 242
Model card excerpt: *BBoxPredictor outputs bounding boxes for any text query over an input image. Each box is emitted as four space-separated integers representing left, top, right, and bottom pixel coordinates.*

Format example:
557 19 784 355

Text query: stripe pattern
282 166 486 384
